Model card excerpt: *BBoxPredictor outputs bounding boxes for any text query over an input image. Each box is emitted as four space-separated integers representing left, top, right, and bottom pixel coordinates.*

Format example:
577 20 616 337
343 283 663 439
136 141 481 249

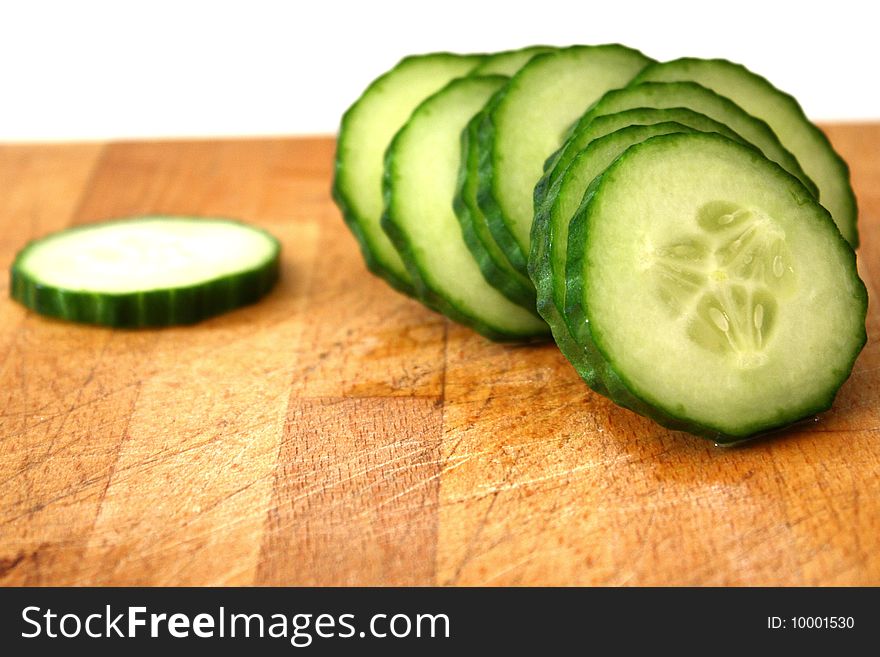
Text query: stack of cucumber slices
332 44 867 443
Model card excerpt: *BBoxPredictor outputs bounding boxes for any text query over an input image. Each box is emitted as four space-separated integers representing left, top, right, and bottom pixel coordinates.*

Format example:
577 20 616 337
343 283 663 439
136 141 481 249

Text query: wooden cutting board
1 127 878 586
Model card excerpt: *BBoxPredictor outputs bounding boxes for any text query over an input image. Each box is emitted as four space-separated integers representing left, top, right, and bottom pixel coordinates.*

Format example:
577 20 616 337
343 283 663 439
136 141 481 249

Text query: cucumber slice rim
454 108 539 309
450 46 560 310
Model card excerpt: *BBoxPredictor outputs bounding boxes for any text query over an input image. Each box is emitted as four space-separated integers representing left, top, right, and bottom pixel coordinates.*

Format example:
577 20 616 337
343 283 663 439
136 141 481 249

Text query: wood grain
1 126 878 586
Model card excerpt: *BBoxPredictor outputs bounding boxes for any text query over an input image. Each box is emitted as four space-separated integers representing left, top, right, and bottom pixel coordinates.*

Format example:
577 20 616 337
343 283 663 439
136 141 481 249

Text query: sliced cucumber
382 76 548 340
538 81 818 211
332 53 482 295
631 58 859 247
10 216 281 327
476 45 653 277
453 47 557 310
533 108 748 324
456 108 538 309
565 133 866 441
531 120 746 391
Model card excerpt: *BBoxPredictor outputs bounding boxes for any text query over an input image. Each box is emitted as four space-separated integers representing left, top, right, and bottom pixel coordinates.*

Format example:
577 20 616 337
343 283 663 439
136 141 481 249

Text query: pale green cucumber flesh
382 75 548 340
533 122 712 394
535 109 750 320
333 53 482 294
478 44 653 276
566 133 866 441
631 58 858 247
545 82 818 202
11 216 281 327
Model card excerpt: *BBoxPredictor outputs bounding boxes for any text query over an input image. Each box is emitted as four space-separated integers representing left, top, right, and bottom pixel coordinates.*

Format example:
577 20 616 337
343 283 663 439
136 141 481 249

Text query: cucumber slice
538 81 818 211
565 133 866 441
452 47 557 310
631 58 859 247
476 45 653 277
531 120 747 391
332 53 482 295
382 76 547 341
10 216 281 327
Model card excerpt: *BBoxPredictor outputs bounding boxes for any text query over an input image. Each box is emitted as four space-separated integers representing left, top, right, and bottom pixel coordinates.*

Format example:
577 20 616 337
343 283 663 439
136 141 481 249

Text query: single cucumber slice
10 216 281 327
382 76 548 340
453 47 557 310
631 58 859 247
538 81 817 211
477 44 653 276
532 121 742 392
332 53 482 295
565 133 866 441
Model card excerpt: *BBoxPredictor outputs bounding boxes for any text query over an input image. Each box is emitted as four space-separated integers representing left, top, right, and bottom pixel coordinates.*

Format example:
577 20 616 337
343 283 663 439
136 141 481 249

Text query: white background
2 0 878 141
